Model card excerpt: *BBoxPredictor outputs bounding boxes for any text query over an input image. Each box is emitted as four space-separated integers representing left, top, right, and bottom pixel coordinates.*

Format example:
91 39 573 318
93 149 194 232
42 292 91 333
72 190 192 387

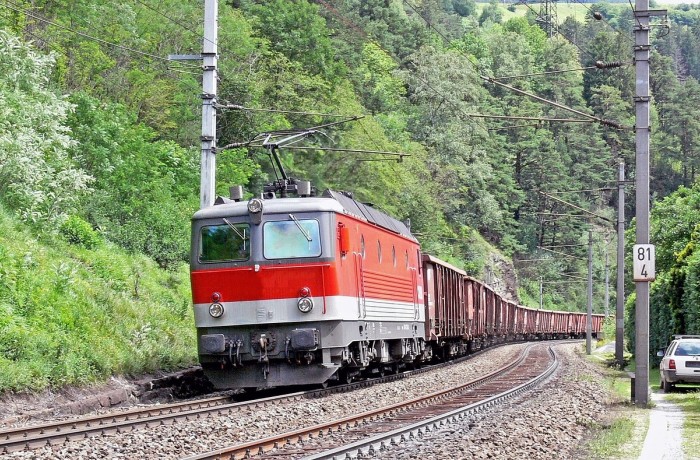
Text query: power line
492 62 628 81
488 123 542 131
572 0 637 44
538 190 614 224
2 0 201 71
132 0 212 47
217 103 355 118
402 0 481 74
466 113 593 123
518 0 594 60
493 65 598 80
402 0 624 129
483 76 626 129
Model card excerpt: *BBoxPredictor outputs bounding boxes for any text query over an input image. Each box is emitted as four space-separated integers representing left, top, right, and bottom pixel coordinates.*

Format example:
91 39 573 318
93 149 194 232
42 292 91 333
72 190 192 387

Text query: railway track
181 342 556 460
0 394 237 454
0 342 520 455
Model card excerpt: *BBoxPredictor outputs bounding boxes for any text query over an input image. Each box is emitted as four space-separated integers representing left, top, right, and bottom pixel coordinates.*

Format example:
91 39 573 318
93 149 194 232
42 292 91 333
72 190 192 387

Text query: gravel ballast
4 342 614 459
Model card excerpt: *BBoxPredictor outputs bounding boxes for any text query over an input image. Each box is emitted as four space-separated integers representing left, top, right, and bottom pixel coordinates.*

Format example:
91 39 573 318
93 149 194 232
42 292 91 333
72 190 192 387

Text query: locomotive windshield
199 221 250 262
263 218 321 259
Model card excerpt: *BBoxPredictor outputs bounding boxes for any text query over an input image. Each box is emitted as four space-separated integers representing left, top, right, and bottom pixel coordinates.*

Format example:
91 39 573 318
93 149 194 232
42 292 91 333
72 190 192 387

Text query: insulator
595 61 624 69
601 119 625 130
593 11 603 20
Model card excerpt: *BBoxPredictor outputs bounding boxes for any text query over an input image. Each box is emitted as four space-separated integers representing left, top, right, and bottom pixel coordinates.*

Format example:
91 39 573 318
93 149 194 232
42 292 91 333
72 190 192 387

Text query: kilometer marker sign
633 244 656 282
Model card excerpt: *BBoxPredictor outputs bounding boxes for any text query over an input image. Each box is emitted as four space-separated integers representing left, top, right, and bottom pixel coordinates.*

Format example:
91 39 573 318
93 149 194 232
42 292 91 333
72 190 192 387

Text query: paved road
638 392 685 460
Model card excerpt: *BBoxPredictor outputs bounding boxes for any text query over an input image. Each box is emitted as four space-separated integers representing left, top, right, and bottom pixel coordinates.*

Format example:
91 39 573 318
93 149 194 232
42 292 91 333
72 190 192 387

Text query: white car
658 335 700 392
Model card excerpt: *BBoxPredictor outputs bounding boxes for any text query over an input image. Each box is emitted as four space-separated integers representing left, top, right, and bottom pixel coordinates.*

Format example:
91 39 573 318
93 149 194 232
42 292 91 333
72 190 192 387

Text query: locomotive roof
192 189 416 241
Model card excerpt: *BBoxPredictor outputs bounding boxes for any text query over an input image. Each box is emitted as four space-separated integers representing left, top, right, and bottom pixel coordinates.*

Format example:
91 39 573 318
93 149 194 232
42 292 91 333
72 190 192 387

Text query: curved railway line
183 342 556 460
0 342 526 455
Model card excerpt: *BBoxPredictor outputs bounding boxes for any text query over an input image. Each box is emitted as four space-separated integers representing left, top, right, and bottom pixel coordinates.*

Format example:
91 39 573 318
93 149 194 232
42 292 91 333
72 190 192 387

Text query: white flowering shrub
0 31 92 224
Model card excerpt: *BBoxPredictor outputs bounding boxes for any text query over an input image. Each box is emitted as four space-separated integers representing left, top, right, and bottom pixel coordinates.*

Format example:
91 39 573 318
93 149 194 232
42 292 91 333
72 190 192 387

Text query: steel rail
303 346 558 460
0 394 236 453
180 344 541 460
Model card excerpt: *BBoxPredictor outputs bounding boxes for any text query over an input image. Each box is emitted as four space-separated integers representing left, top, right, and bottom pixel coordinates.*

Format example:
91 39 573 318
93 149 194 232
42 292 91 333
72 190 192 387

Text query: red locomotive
190 179 604 390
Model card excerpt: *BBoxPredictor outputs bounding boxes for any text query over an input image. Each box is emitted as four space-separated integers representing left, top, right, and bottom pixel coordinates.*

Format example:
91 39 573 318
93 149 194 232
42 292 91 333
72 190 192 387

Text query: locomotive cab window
199 222 250 262
263 218 321 259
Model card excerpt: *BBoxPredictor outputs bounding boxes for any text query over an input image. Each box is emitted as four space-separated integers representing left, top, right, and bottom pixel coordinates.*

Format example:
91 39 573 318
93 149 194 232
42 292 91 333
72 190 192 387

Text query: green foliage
0 205 195 392
244 0 345 81
66 92 207 268
0 30 92 223
479 0 504 26
453 0 476 17
60 215 102 249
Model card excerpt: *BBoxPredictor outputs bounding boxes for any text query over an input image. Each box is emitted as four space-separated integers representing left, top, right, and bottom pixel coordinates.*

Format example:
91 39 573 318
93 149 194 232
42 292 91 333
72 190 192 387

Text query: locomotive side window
361 235 366 258
263 219 321 259
392 245 397 267
377 240 382 263
199 223 250 262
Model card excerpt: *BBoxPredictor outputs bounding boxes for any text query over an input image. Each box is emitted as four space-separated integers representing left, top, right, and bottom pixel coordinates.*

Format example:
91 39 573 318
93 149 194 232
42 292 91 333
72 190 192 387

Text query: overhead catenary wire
492 62 629 81
538 190 614 224
217 103 355 118
482 76 626 129
1 0 201 71
283 146 408 158
488 123 542 131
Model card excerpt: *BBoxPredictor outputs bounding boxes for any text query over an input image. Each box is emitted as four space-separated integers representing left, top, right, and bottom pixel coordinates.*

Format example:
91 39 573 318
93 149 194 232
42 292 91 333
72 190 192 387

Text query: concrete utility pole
616 162 625 367
633 0 665 406
587 229 593 355
200 0 218 209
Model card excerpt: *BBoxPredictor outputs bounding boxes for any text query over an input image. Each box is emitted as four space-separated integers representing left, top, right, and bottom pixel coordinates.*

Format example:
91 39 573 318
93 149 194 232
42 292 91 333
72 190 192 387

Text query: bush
60 215 102 249
0 205 196 393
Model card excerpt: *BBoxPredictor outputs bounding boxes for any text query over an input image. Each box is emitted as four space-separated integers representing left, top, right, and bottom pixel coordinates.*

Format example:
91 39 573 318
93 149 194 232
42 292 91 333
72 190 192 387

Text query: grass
584 347 700 459
666 390 700 457
583 348 648 459
0 206 197 393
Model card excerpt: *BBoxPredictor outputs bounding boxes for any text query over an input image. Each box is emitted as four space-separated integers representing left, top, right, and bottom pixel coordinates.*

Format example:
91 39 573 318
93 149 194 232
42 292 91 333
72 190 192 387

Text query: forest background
0 0 699 392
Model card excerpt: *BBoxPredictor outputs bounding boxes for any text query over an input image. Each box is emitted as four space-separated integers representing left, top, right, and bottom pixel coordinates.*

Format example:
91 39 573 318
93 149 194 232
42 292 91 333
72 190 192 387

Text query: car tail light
669 359 676 370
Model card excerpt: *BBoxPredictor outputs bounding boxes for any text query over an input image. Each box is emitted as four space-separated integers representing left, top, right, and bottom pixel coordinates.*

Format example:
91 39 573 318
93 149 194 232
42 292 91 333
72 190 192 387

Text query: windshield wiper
223 218 247 241
288 214 312 242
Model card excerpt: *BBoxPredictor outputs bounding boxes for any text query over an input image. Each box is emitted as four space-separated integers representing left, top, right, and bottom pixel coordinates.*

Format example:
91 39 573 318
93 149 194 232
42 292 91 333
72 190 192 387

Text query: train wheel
338 369 353 385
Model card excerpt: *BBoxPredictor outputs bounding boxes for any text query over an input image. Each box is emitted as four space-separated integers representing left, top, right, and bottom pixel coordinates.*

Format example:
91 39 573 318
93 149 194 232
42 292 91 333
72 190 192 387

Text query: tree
0 31 91 223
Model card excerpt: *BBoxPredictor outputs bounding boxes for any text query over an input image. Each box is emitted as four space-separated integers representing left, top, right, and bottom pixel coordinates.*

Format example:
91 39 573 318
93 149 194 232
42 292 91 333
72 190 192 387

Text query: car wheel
660 378 665 391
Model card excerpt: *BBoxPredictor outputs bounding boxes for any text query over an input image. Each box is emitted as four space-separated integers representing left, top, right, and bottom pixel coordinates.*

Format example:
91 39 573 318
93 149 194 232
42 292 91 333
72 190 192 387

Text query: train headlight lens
297 297 314 313
247 198 263 214
299 287 311 297
209 303 224 318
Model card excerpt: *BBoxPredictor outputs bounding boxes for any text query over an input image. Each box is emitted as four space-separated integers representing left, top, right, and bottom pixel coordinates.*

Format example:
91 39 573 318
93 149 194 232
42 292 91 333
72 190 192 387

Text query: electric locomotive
190 180 427 389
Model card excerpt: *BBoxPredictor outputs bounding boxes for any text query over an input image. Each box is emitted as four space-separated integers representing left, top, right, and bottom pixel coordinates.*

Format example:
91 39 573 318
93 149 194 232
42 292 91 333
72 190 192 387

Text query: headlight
209 303 224 318
247 198 263 214
297 297 314 313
